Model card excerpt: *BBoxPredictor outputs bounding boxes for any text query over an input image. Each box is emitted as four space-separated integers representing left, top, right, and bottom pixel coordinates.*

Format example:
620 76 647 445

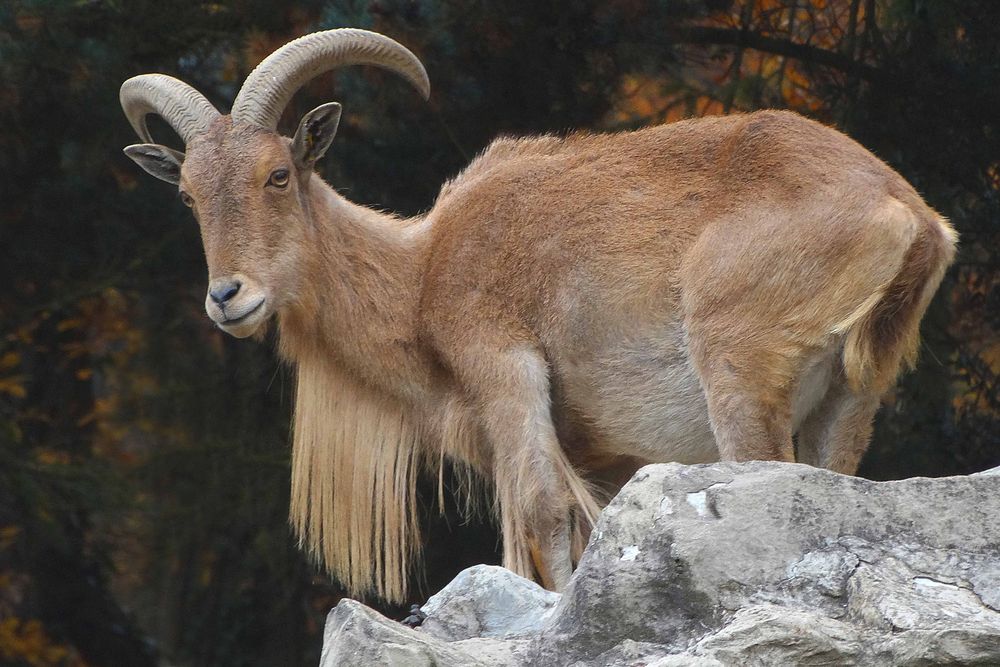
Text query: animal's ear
123 144 184 185
292 102 342 171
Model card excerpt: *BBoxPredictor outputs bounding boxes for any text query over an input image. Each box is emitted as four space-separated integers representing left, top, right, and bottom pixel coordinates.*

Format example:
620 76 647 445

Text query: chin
219 322 260 339
218 316 268 339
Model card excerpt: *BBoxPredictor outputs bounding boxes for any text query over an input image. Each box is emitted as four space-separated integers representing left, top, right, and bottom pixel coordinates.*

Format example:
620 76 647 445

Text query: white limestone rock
419 564 560 641
320 461 1000 666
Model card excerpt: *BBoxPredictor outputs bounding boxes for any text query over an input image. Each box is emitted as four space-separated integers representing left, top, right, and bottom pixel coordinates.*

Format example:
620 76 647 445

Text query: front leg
453 342 596 591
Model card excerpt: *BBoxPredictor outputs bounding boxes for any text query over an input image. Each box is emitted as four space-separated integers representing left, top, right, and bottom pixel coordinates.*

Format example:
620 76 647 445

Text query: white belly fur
557 321 718 464
556 322 839 464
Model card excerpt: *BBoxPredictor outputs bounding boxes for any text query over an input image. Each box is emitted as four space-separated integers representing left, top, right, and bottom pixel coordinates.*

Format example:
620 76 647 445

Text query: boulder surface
320 462 1000 666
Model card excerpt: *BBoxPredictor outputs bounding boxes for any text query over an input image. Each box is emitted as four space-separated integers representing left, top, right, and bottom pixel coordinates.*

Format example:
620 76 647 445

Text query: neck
277 174 433 400
276 174 447 602
277 173 485 602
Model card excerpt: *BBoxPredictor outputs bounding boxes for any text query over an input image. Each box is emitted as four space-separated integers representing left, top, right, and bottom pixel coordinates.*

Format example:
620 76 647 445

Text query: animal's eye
268 168 290 188
179 191 194 207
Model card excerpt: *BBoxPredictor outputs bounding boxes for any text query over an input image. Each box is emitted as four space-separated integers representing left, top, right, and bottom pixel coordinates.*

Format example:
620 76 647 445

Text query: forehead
182 117 289 186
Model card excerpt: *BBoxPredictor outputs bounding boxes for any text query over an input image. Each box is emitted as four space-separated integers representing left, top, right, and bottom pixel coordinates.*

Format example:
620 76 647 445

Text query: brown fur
151 109 954 602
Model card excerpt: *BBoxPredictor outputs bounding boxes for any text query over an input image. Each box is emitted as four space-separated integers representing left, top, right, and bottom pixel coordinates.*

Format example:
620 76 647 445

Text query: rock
320 462 1000 666
420 565 560 641
319 599 519 666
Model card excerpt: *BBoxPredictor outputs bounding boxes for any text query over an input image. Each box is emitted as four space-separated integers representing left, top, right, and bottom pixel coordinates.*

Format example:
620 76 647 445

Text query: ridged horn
120 74 221 144
231 28 430 130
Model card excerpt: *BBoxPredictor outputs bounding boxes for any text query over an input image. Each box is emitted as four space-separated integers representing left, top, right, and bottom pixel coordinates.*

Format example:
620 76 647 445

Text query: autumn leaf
0 352 20 370
56 317 84 333
0 525 21 550
0 376 27 399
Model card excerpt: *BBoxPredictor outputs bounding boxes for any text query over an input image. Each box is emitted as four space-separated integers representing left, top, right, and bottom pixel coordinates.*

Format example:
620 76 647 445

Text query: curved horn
120 74 221 144
231 28 430 130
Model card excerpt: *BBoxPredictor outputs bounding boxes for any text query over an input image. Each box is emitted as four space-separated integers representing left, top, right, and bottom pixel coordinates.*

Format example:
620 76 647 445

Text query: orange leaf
0 377 26 399
0 525 20 550
56 318 84 333
0 352 20 370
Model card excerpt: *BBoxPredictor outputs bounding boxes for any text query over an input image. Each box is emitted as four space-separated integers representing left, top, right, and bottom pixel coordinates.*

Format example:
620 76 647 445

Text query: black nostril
209 280 241 305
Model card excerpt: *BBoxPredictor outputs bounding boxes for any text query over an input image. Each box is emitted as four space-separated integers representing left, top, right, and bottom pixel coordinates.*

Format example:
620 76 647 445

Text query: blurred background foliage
0 0 997 664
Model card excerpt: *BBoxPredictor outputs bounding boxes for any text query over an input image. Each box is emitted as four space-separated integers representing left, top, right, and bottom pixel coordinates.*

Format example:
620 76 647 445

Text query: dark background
1 1 997 665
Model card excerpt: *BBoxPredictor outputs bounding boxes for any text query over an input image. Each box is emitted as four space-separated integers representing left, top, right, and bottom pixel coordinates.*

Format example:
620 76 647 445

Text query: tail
840 207 957 393
561 451 605 563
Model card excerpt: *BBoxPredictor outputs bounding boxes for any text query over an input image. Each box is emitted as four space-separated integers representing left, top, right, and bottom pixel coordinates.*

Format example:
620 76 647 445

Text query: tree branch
665 25 885 83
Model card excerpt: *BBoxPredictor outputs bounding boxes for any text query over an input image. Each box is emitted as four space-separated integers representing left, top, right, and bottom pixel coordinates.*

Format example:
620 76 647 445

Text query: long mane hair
286 347 600 602
289 354 422 601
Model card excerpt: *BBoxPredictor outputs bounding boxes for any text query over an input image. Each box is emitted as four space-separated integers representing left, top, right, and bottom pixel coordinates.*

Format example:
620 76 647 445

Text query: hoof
401 604 427 628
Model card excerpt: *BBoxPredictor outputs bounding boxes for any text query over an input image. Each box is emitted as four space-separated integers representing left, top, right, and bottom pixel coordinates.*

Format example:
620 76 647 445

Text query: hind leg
687 330 801 463
797 374 881 474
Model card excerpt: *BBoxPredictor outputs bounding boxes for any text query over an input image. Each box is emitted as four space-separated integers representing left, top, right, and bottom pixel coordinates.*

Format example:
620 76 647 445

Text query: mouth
204 274 270 339
213 297 268 338
220 298 265 326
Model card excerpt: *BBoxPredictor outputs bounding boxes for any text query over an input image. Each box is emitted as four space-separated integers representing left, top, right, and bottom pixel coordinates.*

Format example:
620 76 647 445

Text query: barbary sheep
121 28 956 601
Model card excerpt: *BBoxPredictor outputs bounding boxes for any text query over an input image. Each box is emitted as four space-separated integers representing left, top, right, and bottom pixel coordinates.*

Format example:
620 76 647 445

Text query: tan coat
143 109 956 602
